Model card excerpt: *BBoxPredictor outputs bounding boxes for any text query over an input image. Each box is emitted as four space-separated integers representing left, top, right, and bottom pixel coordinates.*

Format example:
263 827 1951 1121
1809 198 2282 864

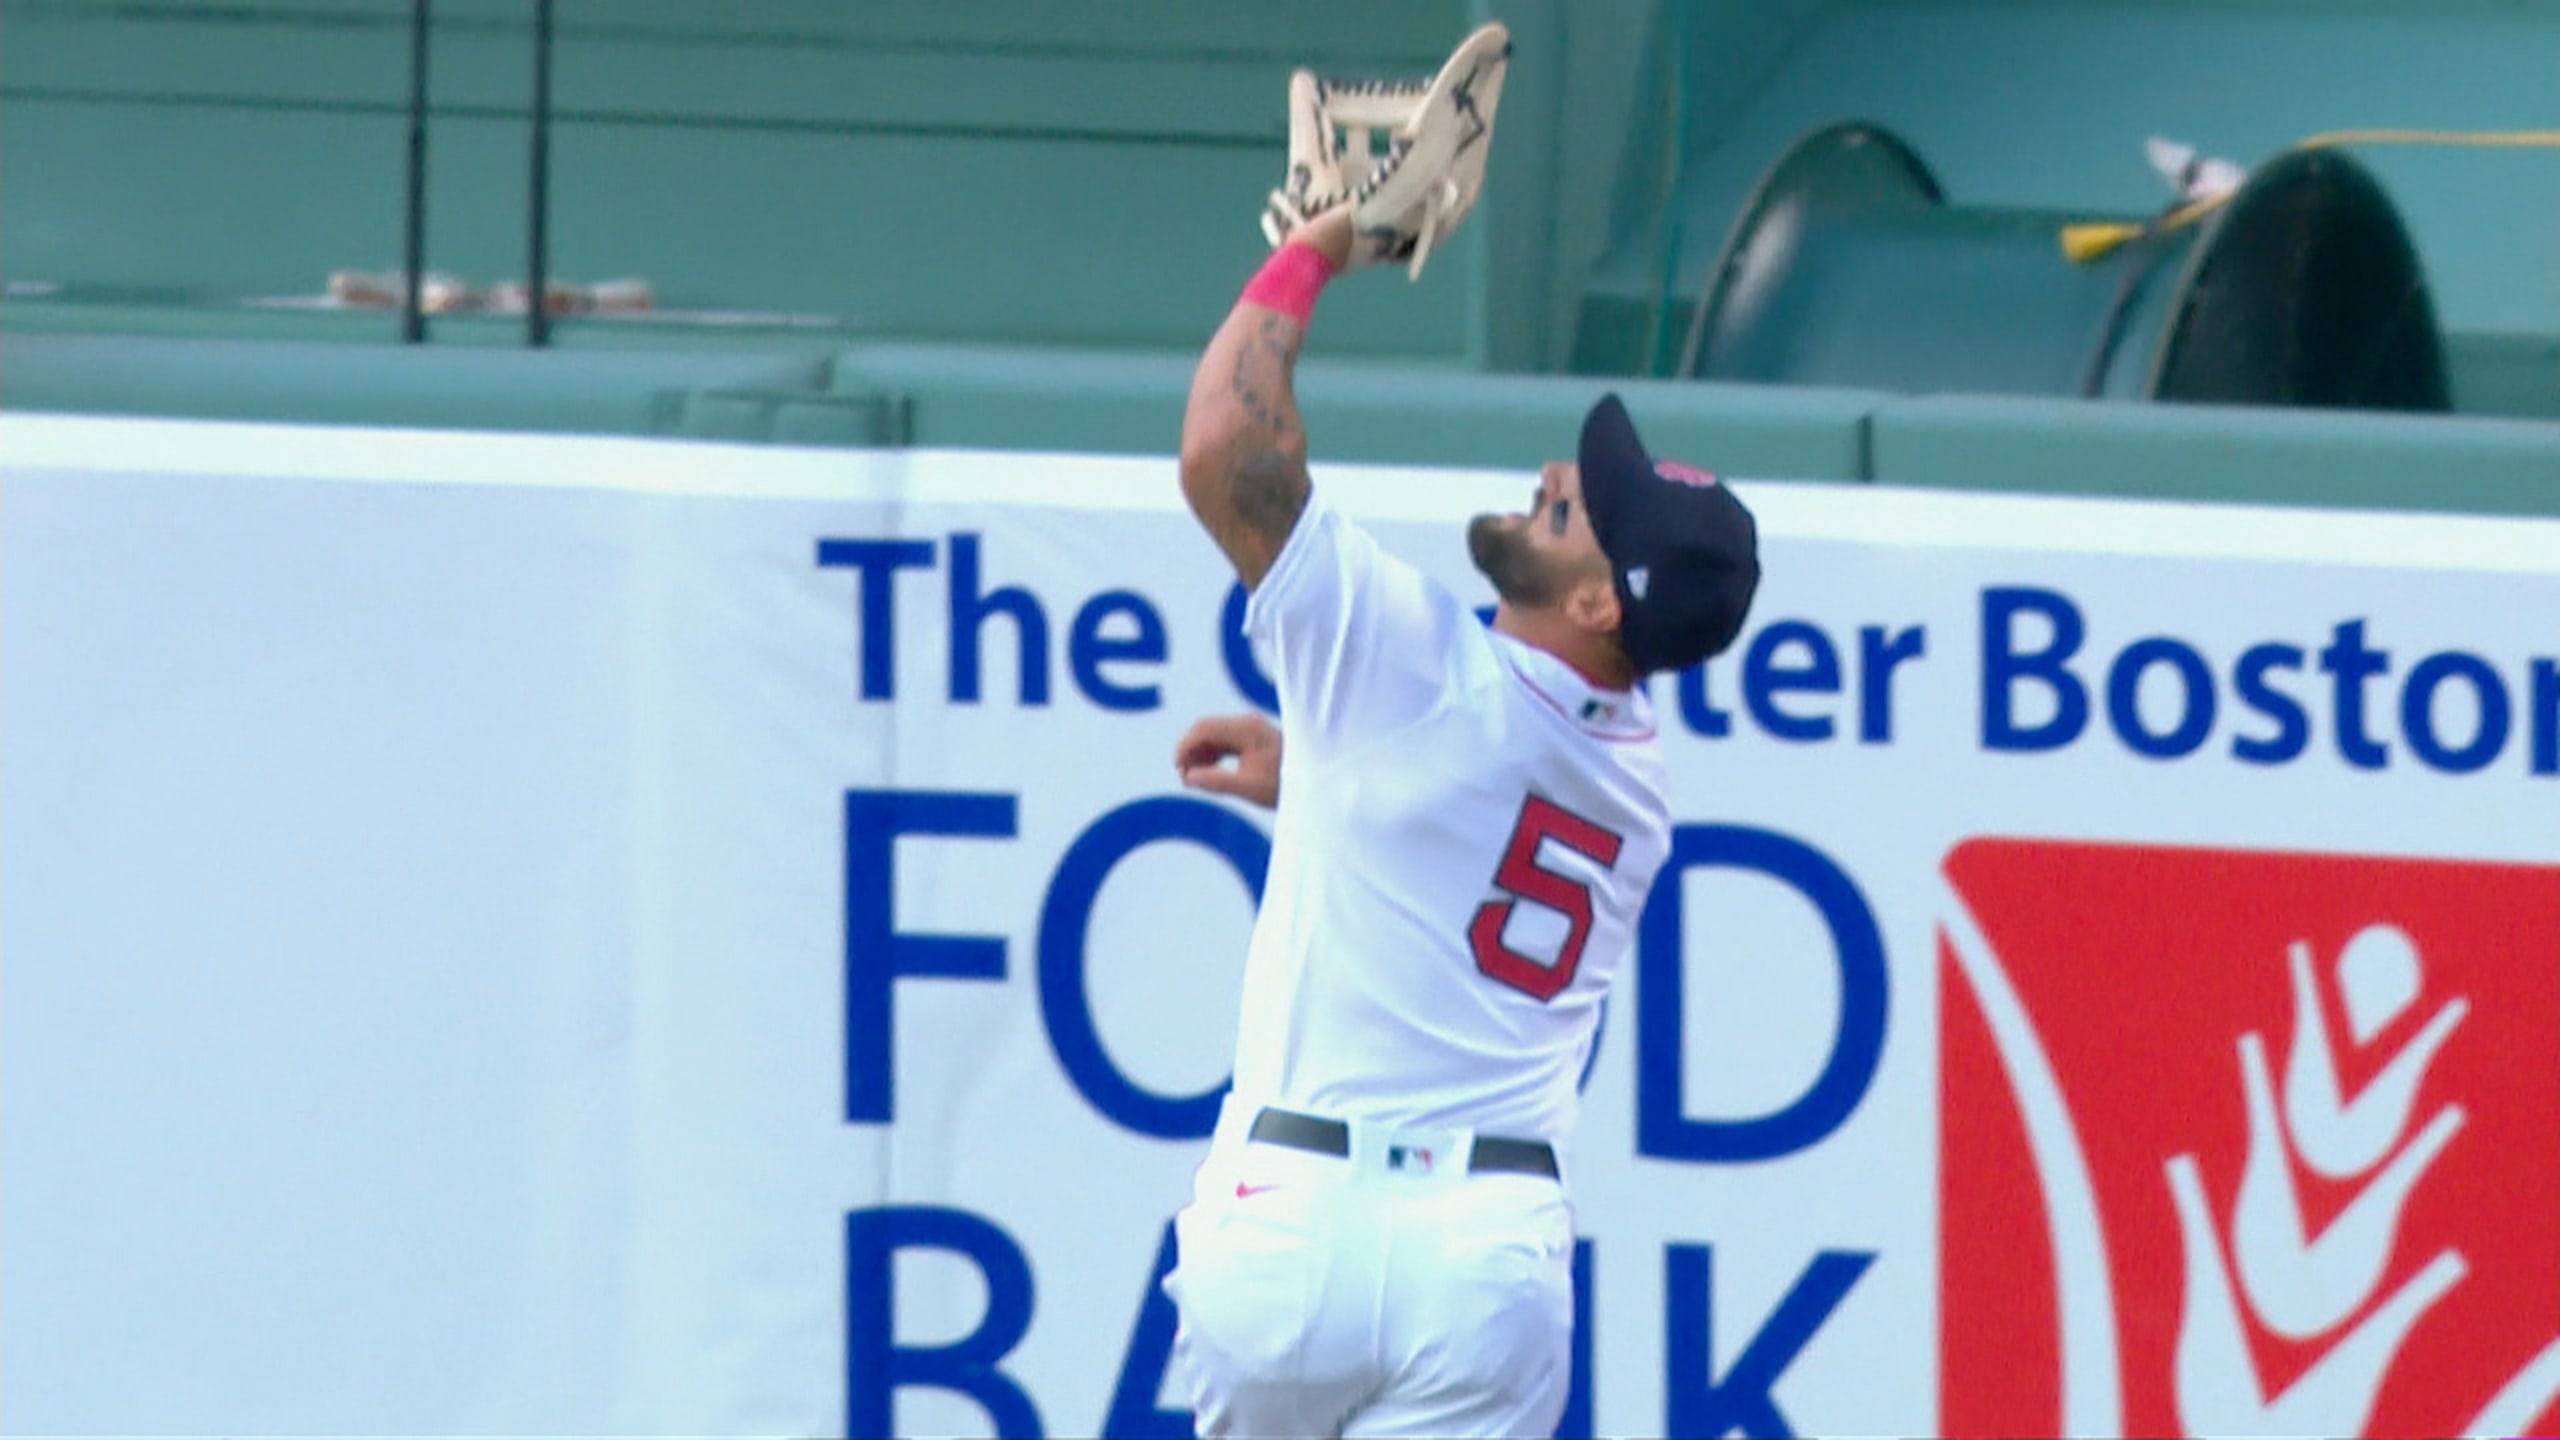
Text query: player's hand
1294 200 1358 273
1176 713 1283 809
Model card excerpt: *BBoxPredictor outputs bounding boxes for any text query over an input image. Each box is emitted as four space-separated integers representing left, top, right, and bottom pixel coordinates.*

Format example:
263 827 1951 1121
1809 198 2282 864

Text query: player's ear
1564 571 1620 635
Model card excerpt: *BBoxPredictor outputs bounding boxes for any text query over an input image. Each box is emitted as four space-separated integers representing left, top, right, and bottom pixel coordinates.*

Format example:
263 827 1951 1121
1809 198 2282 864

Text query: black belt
1247 1106 1559 1179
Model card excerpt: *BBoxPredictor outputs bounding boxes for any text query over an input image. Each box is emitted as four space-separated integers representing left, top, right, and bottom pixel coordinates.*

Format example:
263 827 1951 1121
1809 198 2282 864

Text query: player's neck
1491 603 1637 693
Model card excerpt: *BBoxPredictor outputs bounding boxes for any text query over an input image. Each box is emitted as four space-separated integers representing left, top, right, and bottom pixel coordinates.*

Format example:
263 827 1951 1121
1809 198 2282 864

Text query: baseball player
1158 173 1761 1438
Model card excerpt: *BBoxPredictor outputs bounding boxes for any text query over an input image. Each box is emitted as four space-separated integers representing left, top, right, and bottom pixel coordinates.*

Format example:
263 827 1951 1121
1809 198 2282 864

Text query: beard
1467 512 1563 607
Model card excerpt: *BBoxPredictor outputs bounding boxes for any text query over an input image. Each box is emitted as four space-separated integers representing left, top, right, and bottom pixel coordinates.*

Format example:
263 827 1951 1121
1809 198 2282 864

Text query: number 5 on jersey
1468 795 1626 1001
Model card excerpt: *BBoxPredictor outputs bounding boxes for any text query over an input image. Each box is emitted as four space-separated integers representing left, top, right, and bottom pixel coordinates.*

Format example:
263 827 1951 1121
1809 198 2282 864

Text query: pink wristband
1239 242 1335 325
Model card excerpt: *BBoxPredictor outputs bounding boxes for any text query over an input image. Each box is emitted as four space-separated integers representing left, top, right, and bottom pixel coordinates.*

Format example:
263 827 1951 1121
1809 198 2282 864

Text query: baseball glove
1259 22 1512 280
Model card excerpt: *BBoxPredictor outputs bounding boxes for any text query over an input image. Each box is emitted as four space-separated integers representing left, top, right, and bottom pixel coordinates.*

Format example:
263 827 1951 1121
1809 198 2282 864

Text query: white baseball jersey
1231 488 1673 1146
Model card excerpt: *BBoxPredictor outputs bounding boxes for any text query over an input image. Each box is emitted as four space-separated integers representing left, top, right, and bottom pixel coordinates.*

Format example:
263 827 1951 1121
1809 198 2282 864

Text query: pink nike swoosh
1235 1182 1281 1199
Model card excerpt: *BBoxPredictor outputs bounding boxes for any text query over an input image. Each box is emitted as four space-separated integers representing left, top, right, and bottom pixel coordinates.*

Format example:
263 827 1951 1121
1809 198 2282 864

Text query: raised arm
1179 205 1355 589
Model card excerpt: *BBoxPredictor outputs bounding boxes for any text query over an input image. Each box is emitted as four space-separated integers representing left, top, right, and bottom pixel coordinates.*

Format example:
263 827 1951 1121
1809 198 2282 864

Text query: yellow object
2060 222 2141 263
2059 128 2560 263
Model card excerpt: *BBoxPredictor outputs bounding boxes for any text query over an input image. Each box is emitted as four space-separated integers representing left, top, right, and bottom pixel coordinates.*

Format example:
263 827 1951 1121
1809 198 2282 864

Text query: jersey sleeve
1242 488 1468 756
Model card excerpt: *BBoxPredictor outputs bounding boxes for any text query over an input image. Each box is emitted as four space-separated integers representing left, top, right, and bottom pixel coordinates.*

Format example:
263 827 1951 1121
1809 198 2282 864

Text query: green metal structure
3 0 2555 514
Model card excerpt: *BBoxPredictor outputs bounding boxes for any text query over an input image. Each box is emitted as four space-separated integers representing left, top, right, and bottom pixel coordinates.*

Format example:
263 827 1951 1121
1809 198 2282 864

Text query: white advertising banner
4 414 2556 1439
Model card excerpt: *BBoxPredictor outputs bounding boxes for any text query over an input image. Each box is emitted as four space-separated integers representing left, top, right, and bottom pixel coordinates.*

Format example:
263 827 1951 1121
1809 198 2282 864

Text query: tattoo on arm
1229 448 1309 552
1208 313 1311 581
1229 313 1302 441
1183 306 1313 586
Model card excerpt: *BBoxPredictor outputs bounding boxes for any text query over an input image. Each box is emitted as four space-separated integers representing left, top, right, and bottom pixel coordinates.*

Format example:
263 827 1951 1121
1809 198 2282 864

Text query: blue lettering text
2537 660 2560 776
817 537 937 700
1982 587 2089 752
2402 651 2510 774
1636 826 1888 1163
846 1206 1042 1438
844 790 1016 1122
1858 626 1926 742
1743 622 1842 743
1665 1245 1874 1440
950 532 1051 706
1070 590 1169 712
1038 797 1268 1138
2232 643 2309 765
2320 620 2392 769
2107 636 2216 759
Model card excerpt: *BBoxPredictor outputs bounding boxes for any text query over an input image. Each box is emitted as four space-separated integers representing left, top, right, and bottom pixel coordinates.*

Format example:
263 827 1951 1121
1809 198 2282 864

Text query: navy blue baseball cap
1576 392 1761 675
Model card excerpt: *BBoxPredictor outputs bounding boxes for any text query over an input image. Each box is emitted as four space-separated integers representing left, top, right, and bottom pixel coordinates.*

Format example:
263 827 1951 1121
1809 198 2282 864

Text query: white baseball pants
1162 1104 1576 1438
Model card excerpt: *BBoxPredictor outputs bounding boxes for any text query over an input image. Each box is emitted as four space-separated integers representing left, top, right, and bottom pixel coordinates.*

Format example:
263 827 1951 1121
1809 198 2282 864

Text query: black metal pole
525 0 554 347
401 0 431 344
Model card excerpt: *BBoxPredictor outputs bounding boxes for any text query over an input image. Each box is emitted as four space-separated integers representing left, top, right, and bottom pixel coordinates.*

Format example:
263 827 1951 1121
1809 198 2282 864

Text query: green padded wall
16 328 2554 522
1 0 1512 359
1871 394 2560 519
826 340 1880 480
5 0 2555 521
0 330 833 436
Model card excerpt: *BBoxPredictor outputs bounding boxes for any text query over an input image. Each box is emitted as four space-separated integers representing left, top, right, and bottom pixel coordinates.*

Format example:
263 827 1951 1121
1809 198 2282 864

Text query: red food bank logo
1937 841 2560 1438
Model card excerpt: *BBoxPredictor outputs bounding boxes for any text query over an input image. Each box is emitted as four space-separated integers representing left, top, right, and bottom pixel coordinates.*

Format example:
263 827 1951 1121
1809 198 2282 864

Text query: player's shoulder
1326 505 1492 663
1266 490 1465 614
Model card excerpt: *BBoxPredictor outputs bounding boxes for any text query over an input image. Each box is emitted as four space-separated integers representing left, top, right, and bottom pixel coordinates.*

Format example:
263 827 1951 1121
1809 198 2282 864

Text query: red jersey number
1468 795 1626 1001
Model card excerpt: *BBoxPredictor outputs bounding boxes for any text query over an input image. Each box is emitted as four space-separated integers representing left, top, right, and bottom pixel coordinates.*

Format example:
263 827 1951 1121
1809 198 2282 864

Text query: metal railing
401 0 555 348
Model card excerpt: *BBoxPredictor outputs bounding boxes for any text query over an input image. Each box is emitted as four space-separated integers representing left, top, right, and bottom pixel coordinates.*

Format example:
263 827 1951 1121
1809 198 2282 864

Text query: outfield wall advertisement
4 414 2556 1438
